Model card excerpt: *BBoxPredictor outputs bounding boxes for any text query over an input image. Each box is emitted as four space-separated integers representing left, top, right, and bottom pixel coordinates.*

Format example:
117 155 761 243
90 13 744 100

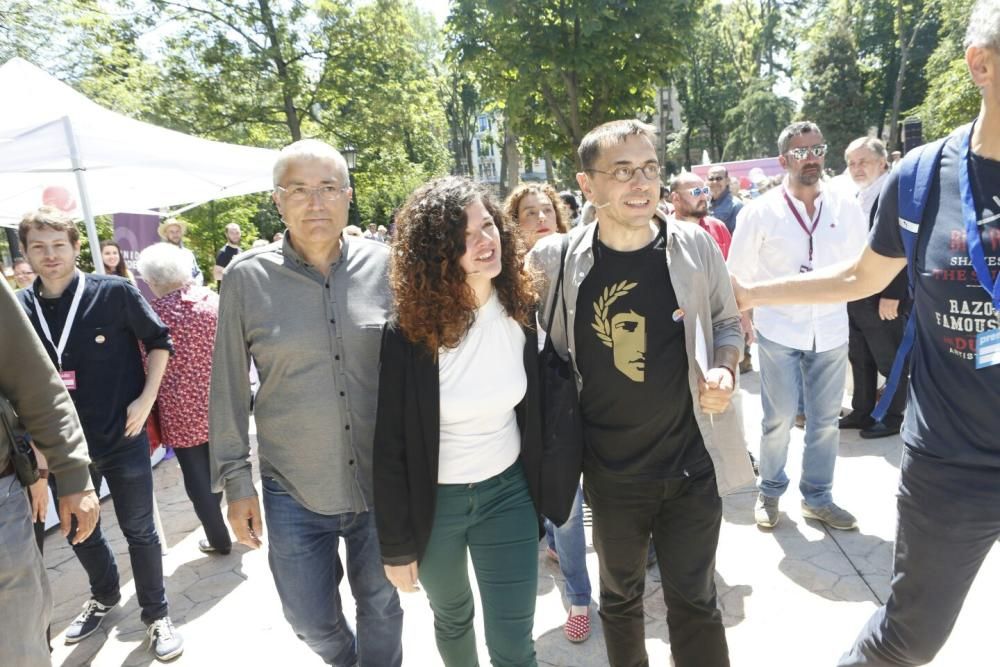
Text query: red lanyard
783 191 823 263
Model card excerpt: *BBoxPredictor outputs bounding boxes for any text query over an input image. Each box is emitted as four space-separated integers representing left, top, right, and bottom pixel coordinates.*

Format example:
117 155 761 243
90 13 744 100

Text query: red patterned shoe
564 610 591 643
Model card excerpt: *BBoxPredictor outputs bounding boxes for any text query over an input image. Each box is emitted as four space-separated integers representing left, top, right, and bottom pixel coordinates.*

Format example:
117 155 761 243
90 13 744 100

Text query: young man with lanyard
529 119 754 667
17 207 183 662
734 2 1000 660
727 121 868 531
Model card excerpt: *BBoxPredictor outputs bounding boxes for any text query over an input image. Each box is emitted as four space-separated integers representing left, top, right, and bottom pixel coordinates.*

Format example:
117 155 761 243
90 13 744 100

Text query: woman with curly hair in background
374 176 544 666
505 183 594 644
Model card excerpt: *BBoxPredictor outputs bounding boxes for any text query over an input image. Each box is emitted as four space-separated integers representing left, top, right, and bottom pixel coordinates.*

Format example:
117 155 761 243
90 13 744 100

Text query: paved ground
44 367 999 666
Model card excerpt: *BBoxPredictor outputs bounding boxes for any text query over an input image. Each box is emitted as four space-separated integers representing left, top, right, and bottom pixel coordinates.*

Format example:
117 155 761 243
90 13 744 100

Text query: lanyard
36 269 86 371
959 122 1000 315
783 190 823 263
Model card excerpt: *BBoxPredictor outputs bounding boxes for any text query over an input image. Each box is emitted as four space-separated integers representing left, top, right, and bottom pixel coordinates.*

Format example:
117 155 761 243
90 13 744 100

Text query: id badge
59 370 77 391
975 328 1000 369
799 265 813 273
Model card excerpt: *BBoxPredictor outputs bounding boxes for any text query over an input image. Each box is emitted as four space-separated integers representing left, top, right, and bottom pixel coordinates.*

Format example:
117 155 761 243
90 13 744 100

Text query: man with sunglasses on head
209 139 403 666
707 165 744 234
529 119 754 667
727 121 868 531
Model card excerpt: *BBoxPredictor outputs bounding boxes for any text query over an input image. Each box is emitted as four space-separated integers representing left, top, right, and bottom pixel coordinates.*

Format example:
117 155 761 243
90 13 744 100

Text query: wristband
717 365 736 386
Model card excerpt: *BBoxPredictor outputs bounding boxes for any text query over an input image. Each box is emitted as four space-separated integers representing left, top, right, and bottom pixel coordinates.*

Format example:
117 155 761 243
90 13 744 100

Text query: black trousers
583 465 728 667
847 298 909 425
839 448 1000 665
174 444 232 551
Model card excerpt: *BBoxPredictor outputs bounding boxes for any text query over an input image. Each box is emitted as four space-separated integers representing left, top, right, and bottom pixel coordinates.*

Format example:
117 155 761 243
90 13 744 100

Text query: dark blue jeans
839 448 1000 666
69 433 168 624
261 477 403 666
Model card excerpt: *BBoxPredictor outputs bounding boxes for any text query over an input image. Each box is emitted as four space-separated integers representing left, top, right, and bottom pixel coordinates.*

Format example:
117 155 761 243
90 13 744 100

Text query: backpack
871 123 973 422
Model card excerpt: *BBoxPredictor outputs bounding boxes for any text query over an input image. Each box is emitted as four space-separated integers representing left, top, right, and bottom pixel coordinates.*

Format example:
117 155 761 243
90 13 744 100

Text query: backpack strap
871 126 970 422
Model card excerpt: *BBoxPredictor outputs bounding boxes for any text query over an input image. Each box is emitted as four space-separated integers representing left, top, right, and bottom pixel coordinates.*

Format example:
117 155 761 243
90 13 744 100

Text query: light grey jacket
527 206 755 496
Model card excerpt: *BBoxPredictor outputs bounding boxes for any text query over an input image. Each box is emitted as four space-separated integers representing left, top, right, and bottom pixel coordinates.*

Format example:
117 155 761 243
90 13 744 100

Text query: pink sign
692 157 783 190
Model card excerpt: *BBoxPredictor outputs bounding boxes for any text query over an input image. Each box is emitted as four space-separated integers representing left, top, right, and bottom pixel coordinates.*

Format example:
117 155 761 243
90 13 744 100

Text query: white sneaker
147 617 184 662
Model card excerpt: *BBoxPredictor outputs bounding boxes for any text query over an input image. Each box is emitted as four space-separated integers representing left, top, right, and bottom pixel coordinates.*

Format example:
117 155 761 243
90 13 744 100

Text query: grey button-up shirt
209 234 391 515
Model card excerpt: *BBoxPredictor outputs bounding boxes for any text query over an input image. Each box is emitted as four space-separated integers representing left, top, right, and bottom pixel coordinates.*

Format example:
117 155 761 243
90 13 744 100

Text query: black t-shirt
574 227 709 480
869 135 1000 466
216 244 240 269
18 273 173 454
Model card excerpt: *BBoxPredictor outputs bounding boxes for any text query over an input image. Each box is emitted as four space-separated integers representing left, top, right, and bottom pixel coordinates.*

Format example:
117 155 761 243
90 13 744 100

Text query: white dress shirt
727 179 868 352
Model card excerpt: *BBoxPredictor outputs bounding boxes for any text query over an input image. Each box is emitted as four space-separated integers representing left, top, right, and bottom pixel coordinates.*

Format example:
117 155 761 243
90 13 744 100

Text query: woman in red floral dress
138 243 232 555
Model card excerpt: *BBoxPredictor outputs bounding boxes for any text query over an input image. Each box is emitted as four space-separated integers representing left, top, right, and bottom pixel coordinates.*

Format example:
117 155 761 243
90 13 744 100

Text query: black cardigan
373 320 544 566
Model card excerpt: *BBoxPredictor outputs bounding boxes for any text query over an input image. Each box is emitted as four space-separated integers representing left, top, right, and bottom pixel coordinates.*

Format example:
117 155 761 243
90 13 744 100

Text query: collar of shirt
280 231 350 272
33 270 82 302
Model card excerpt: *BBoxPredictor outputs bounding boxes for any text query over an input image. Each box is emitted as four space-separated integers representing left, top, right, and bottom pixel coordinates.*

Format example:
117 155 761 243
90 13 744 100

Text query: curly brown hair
503 183 570 240
390 176 537 353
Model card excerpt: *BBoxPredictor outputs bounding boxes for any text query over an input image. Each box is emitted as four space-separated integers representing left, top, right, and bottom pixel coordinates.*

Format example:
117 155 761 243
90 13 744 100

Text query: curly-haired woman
374 176 543 666
505 182 594 644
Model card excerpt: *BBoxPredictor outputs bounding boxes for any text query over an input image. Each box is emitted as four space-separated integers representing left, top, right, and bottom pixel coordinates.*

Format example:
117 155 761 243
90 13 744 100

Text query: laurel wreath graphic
591 280 637 348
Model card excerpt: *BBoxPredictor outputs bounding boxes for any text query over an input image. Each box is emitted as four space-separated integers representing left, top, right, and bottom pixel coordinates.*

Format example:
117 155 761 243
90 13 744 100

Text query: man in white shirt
728 121 867 531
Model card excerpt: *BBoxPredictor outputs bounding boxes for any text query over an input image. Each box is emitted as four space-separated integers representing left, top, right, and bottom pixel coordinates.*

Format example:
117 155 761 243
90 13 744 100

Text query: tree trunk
258 0 301 141
503 123 520 197
544 151 555 183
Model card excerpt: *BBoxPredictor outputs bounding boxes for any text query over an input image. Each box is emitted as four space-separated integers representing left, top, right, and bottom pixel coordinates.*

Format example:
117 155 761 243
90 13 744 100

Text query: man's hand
878 298 900 321
124 394 155 437
384 562 420 593
58 489 100 545
29 476 48 523
731 275 753 312
227 496 263 549
699 367 735 415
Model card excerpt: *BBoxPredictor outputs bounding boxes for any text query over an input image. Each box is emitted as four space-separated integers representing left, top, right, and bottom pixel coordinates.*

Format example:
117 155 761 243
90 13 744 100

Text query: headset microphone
593 201 612 209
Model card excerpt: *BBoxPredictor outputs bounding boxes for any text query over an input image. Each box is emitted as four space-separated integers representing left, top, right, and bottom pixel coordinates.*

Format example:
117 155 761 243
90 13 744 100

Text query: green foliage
449 0 700 167
179 196 266 279
799 25 867 170
722 78 795 159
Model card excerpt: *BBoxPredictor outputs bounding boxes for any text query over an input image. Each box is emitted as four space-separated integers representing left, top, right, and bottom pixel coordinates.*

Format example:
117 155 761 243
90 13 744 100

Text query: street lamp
341 143 361 227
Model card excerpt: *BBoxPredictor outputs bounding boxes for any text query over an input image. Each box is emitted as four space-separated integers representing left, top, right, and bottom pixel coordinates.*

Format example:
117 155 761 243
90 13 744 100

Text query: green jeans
419 461 539 667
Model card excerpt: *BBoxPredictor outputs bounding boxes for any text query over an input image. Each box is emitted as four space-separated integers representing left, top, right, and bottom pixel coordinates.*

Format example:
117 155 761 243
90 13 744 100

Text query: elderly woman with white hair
137 242 232 555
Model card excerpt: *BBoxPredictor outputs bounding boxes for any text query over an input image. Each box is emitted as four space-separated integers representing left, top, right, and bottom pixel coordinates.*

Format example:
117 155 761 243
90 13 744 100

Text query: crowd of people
0 1 997 665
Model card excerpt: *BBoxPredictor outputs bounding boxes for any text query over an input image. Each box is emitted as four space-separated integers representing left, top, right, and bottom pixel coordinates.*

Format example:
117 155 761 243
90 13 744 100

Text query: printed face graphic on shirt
592 280 646 382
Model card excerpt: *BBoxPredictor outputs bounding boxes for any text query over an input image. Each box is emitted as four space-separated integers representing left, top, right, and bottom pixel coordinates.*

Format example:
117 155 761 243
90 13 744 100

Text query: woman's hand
384 562 420 593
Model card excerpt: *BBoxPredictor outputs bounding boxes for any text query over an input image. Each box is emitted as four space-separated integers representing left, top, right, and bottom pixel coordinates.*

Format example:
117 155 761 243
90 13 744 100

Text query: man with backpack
733 2 1000 661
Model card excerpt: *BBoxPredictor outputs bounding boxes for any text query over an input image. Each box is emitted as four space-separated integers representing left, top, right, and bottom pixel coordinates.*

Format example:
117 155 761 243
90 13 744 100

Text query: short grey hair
272 139 349 188
777 121 822 155
137 242 194 288
578 119 658 171
845 136 888 161
965 0 1000 51
667 171 702 193
225 222 241 233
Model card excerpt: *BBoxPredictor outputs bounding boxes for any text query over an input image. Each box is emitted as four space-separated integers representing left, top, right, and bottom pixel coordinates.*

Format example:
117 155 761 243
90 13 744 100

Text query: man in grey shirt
209 139 402 666
1 278 99 666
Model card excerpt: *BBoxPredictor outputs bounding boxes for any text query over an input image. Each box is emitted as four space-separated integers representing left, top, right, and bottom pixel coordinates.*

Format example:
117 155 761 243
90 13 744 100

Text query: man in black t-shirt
735 8 1000 662
529 120 753 667
212 223 243 284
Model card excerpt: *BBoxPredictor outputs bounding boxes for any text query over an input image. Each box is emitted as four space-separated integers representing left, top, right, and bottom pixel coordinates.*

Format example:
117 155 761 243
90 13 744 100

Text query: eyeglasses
787 144 828 160
586 163 661 183
706 176 725 182
688 186 711 198
14 270 35 278
276 184 349 203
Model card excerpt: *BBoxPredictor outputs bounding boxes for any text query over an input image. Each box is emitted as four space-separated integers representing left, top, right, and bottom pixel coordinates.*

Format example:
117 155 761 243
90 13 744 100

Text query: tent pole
62 116 104 274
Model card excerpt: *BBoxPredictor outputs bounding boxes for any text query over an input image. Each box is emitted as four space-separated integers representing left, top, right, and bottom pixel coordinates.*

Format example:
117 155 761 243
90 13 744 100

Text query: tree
449 0 700 167
722 78 795 159
799 26 867 170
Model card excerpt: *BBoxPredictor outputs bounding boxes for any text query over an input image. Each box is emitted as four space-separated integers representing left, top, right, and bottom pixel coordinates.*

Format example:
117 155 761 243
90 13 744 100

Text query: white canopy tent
0 57 278 269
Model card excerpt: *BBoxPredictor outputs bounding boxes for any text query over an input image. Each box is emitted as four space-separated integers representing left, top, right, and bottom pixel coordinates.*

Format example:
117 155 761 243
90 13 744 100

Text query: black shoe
860 421 900 439
839 412 876 430
198 539 231 556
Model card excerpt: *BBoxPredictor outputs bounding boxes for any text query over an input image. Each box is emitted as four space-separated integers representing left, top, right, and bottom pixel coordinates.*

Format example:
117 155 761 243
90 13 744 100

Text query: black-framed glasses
586 162 661 183
787 144 828 160
276 184 349 202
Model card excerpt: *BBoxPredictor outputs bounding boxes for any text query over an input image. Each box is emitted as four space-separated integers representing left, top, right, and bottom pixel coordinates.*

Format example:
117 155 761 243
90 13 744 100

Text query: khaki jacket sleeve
0 280 92 494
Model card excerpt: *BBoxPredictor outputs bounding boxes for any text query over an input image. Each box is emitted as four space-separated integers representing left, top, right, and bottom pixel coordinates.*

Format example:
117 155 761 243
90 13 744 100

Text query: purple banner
113 213 161 302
